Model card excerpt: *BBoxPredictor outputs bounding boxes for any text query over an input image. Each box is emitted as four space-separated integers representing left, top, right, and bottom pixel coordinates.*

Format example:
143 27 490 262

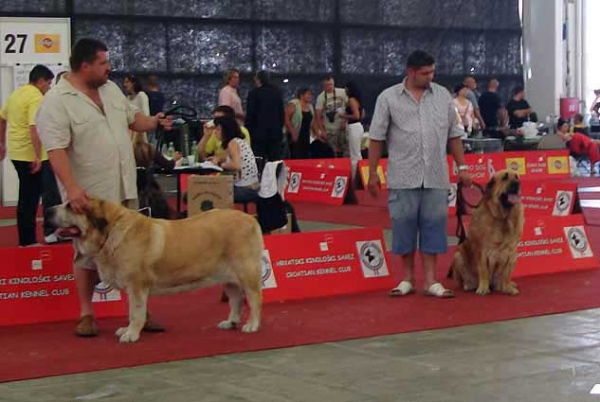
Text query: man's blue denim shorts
388 187 448 255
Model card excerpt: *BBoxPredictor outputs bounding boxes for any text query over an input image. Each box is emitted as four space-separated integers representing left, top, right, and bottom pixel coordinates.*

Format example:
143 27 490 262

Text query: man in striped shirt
368 50 471 299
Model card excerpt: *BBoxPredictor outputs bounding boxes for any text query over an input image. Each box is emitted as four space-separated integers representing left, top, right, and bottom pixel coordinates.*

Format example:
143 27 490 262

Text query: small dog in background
450 170 524 295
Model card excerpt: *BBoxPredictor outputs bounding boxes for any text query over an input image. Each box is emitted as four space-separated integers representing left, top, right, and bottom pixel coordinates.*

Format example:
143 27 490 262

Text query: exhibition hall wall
1 0 523 119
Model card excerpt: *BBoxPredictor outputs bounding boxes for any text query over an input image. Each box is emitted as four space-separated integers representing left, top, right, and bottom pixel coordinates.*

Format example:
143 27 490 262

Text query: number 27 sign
0 18 69 64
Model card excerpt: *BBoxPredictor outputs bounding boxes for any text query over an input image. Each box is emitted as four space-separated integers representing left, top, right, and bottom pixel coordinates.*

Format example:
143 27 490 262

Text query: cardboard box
187 175 233 216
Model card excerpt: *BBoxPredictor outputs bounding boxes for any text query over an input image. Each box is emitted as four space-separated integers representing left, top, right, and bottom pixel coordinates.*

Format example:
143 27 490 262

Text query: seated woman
209 116 260 203
556 118 600 174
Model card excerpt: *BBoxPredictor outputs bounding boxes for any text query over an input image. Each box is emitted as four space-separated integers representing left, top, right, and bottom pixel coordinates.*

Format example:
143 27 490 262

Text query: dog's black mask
500 179 521 210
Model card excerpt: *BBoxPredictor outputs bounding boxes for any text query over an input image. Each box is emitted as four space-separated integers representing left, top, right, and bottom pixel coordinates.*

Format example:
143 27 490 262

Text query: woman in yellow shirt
198 105 251 161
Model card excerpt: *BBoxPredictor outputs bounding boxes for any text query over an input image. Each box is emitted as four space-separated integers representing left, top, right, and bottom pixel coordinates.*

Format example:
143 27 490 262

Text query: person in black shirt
146 75 165 116
478 77 504 134
506 86 531 129
245 71 285 161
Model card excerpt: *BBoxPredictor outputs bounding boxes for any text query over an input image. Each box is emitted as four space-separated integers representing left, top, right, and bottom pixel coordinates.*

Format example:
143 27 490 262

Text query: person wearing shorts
315 76 348 157
367 50 471 298
36 38 173 337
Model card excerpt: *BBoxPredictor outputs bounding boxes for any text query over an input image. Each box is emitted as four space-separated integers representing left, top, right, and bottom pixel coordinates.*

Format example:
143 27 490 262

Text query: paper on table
174 161 223 172
198 161 224 171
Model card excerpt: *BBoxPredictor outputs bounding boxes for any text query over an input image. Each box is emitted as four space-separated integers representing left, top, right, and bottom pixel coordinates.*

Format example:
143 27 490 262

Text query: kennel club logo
564 226 593 259
356 240 389 278
287 172 302 194
260 250 277 289
552 191 573 216
92 281 122 302
331 176 348 198
447 183 457 207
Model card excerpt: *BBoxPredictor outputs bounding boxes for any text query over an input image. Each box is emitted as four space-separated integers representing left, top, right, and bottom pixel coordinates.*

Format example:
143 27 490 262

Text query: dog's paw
115 327 127 337
217 320 238 330
463 284 477 292
475 286 490 296
242 322 259 333
115 327 140 343
503 285 520 296
118 329 141 343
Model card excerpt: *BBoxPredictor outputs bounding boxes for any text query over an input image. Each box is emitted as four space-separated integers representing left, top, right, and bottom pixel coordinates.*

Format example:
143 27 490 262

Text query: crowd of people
451 76 533 138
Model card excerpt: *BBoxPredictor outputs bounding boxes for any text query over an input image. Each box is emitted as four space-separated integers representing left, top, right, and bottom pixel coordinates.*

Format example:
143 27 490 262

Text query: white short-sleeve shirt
36 76 139 203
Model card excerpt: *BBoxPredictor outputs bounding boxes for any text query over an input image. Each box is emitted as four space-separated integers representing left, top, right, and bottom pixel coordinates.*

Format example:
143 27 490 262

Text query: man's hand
30 159 41 174
458 170 472 186
367 173 381 198
66 186 91 213
156 113 173 131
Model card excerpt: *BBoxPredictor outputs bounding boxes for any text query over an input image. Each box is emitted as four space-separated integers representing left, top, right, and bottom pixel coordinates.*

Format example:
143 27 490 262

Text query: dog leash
455 181 485 244
447 181 485 279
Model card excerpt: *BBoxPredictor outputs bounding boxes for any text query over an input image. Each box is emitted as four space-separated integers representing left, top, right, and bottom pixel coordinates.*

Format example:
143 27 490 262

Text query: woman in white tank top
210 116 260 203
453 83 474 137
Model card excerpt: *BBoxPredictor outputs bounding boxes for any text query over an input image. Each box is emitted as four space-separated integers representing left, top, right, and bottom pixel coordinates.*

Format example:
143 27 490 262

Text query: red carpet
1 249 600 383
1 177 599 382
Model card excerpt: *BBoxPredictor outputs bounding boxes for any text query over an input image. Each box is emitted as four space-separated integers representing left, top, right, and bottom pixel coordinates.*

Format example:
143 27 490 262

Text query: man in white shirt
368 50 471 299
37 38 173 337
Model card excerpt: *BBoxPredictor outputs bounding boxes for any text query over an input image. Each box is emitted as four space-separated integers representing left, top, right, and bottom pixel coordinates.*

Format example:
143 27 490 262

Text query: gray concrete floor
2 308 600 402
2 185 598 401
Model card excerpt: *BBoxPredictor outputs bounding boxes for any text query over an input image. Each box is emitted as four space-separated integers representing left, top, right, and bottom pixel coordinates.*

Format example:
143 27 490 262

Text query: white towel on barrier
259 161 288 200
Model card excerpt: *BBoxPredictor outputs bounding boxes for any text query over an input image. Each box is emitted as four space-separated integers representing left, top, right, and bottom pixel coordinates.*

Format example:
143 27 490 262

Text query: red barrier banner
460 214 599 278
0 245 127 327
359 150 571 189
448 180 579 217
261 228 395 302
454 150 571 183
285 163 351 205
285 158 352 172
519 180 578 216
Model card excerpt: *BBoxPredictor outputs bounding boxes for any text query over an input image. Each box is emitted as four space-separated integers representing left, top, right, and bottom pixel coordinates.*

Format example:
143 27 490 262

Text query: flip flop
389 281 415 297
424 282 455 298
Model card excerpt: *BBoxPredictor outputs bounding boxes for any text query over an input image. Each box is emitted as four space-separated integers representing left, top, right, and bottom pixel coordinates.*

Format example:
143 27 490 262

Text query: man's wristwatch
458 165 469 172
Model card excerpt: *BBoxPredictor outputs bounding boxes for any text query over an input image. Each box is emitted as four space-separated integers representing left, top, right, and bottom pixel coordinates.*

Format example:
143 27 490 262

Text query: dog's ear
85 210 108 234
485 177 496 197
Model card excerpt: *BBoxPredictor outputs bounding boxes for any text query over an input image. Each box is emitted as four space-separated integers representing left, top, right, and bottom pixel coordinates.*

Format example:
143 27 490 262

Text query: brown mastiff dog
47 198 264 343
450 170 524 295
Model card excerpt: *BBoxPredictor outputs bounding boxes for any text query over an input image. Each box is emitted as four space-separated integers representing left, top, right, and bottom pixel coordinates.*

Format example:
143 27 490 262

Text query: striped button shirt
369 80 464 190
